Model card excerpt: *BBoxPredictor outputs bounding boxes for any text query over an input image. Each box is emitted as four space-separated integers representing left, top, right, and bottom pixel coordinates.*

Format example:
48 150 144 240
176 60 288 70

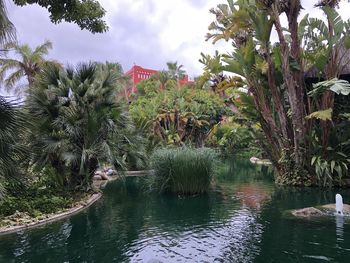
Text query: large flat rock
287 204 350 219
318 204 350 214
291 207 324 218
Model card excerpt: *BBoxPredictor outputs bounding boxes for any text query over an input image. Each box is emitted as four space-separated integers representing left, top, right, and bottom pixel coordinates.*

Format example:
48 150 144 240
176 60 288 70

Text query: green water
1 161 350 262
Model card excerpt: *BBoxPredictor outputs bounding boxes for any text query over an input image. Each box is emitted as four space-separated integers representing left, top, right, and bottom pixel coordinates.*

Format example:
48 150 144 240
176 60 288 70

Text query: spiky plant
0 96 27 198
27 62 142 189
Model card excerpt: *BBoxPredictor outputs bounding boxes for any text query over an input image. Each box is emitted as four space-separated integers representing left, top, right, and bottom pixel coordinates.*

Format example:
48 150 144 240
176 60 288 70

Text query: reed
150 147 218 195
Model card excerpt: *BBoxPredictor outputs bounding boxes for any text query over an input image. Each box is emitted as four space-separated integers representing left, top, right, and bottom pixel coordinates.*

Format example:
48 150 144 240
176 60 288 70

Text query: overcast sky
5 0 350 80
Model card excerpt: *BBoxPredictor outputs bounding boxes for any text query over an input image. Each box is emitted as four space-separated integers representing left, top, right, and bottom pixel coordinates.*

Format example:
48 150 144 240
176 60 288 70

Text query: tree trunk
265 51 292 144
273 5 307 167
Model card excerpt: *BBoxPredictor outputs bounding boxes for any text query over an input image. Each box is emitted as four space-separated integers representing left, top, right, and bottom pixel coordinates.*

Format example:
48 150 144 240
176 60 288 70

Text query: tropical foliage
130 80 227 147
0 0 15 46
27 62 144 189
207 120 260 158
0 40 59 93
166 61 186 80
204 0 350 186
0 96 27 197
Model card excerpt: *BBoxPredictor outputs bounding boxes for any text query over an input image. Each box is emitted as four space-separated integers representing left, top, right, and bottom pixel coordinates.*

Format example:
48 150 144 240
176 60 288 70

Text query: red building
125 64 194 95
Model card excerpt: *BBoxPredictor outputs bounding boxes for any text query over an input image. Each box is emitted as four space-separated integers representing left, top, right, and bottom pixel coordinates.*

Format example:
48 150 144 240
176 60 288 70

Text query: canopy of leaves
129 79 227 146
13 0 108 33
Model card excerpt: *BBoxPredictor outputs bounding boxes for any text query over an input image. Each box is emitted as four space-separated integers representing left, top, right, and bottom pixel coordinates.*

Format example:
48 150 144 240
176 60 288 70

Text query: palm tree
166 61 186 80
150 70 170 90
28 62 143 189
0 40 59 93
0 96 27 198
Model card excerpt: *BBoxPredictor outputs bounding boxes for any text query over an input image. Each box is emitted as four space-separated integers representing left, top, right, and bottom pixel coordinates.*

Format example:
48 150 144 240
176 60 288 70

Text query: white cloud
4 0 350 81
99 0 350 77
100 0 231 77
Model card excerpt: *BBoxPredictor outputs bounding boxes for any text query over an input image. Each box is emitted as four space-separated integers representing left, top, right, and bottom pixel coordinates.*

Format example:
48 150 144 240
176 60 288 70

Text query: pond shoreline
0 170 153 236
0 193 102 236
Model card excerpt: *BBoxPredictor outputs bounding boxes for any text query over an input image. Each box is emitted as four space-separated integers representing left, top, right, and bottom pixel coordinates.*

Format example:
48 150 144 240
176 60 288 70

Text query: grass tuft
150 147 218 195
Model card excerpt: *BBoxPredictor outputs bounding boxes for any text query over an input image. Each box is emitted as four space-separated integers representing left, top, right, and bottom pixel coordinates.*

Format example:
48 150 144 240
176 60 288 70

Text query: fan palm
0 96 26 198
28 62 142 189
0 0 15 48
0 40 59 93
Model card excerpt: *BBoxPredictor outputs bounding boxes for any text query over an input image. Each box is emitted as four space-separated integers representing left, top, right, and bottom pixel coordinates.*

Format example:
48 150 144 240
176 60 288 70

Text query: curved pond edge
0 170 154 236
0 193 102 236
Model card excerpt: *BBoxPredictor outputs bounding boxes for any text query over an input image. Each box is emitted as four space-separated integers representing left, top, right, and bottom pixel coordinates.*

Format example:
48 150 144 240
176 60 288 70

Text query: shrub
0 180 73 218
207 122 260 158
0 195 71 217
150 147 218 195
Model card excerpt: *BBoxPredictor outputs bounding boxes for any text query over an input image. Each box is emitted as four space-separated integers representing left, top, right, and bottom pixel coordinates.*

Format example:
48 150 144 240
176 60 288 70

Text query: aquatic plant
150 147 218 195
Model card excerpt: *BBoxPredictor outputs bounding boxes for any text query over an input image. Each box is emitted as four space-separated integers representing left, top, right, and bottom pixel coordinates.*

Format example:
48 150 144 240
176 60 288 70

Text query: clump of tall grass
150 147 218 195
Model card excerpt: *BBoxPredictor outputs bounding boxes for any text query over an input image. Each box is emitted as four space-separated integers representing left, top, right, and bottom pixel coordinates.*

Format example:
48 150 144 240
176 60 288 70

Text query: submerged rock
288 203 350 218
291 207 324 218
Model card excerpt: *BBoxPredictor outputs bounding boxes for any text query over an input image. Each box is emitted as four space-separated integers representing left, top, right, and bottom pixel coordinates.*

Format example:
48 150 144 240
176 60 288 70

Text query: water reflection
256 186 350 263
1 160 350 262
335 215 344 242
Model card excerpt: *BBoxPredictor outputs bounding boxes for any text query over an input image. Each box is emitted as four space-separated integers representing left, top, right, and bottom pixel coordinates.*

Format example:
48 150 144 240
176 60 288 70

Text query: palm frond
0 1 16 46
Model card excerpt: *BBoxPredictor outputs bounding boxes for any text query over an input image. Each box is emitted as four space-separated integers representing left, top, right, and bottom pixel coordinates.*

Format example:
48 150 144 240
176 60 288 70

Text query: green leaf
344 36 350 49
309 78 350 97
289 56 301 71
331 161 335 173
311 156 317 165
342 162 348 171
306 108 333 121
335 165 343 177
337 152 347 158
330 82 350 95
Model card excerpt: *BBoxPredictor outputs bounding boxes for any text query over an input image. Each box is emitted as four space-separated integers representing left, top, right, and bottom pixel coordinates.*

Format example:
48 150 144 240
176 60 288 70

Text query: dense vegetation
207 120 260 158
130 79 227 147
27 62 145 189
0 97 26 198
150 148 218 195
203 0 350 186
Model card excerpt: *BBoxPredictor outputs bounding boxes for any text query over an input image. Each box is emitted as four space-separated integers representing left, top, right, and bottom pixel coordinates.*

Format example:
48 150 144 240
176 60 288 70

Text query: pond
1 160 350 262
